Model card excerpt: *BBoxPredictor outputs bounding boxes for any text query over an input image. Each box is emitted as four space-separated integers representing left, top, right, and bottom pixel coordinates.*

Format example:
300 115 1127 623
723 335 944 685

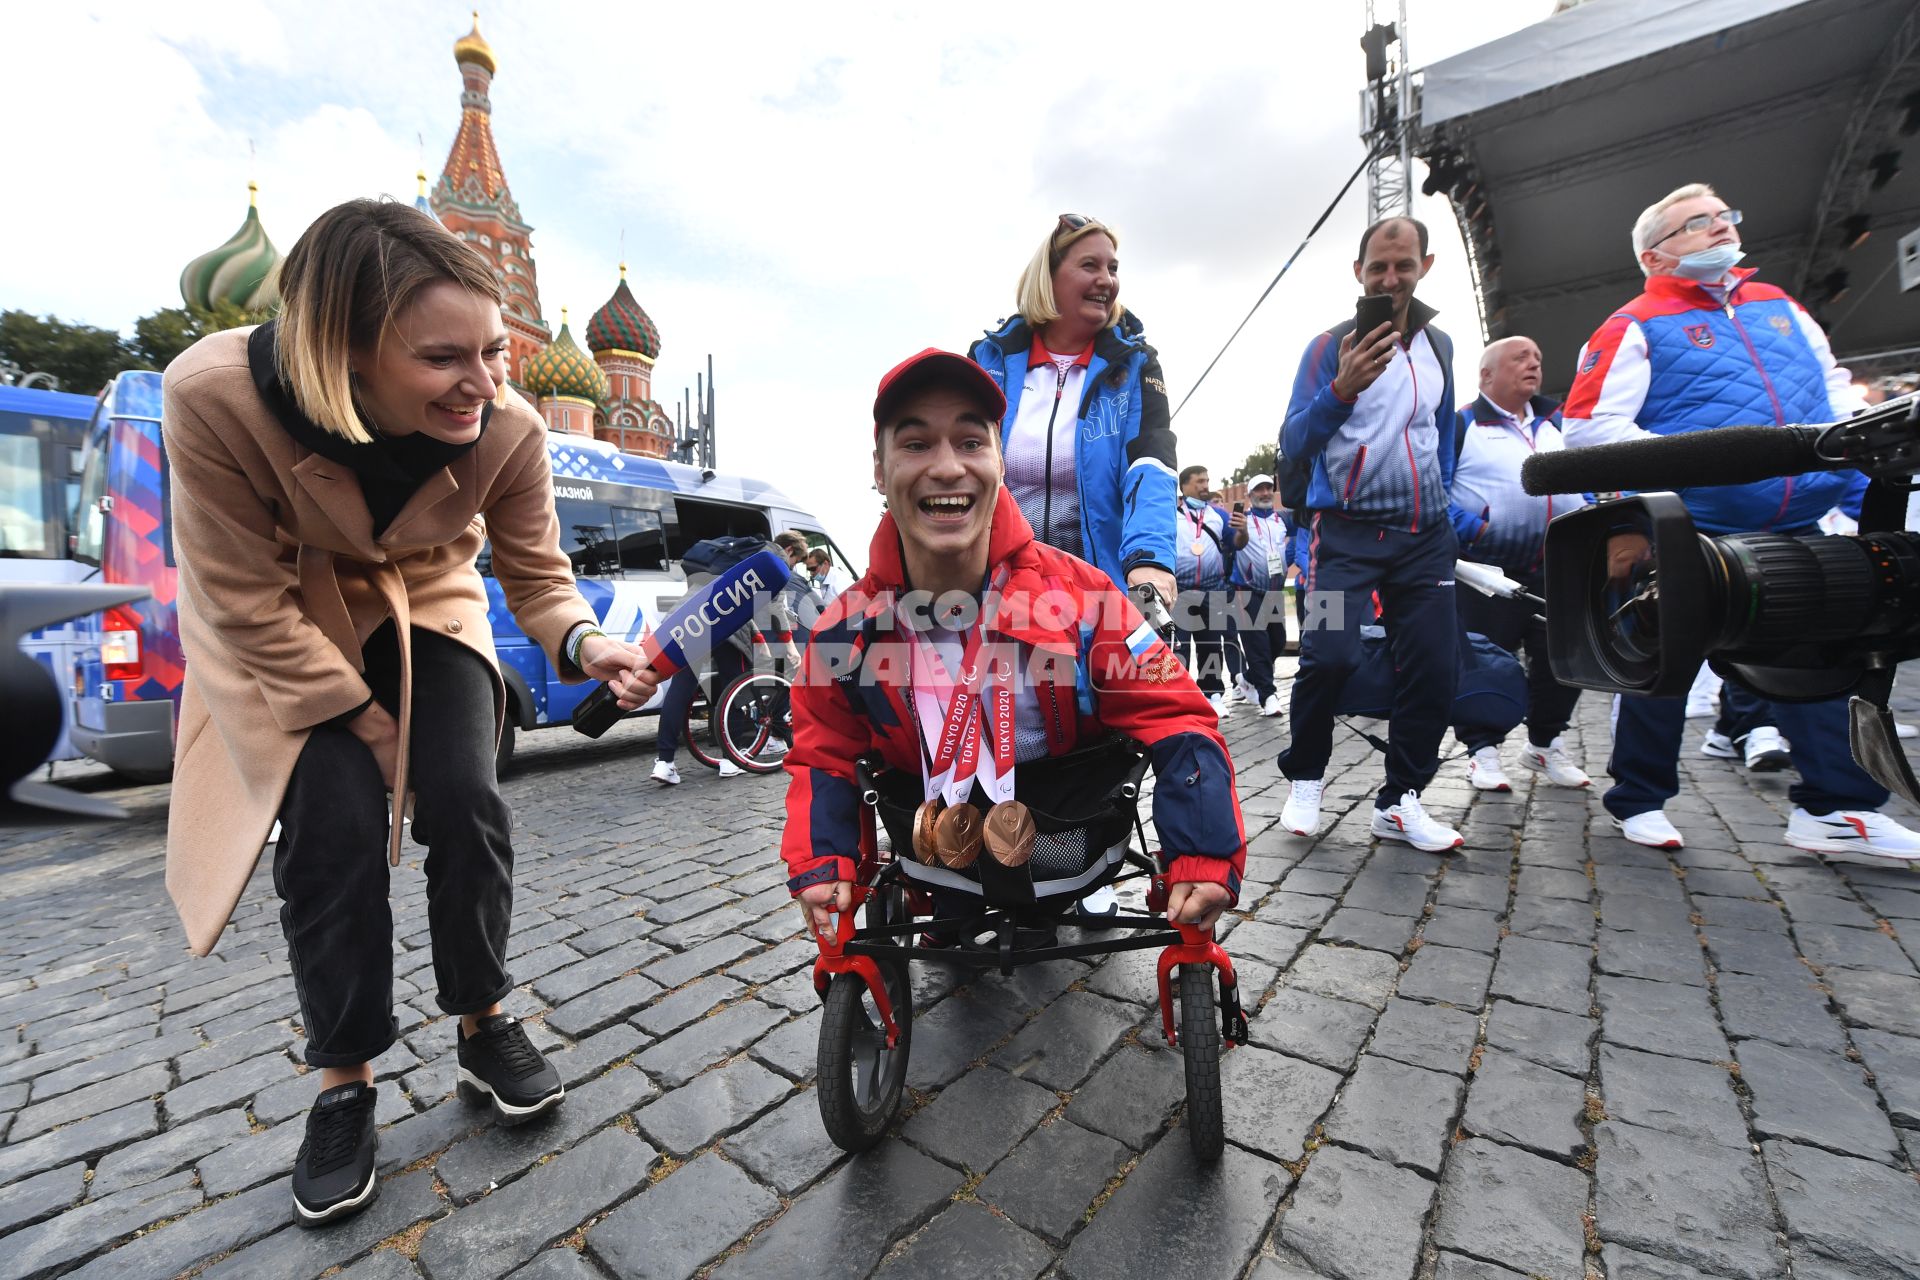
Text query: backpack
1277 447 1313 513
1335 628 1527 739
680 535 768 579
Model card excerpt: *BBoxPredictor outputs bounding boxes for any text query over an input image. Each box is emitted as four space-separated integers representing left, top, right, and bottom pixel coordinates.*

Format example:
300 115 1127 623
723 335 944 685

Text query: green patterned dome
585 265 661 359
522 312 608 404
180 183 281 311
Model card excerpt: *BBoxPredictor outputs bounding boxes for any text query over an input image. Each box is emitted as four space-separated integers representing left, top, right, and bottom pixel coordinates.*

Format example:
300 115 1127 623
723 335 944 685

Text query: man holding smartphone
1276 216 1462 850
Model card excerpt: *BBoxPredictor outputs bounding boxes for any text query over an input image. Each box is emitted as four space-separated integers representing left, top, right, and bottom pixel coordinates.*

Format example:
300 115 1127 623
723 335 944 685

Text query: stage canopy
1415 0 1920 393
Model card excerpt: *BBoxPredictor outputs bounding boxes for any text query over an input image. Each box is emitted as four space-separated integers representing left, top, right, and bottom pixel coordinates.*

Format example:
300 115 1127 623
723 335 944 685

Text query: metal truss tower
1361 0 1414 224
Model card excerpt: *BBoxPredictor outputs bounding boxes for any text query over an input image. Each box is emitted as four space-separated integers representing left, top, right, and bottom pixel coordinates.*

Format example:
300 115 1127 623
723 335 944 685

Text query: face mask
1669 243 1744 283
1183 495 1207 511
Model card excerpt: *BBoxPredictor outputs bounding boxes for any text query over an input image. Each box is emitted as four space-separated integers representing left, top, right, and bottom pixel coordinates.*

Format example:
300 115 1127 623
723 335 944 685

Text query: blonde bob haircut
1014 216 1127 329
275 198 507 445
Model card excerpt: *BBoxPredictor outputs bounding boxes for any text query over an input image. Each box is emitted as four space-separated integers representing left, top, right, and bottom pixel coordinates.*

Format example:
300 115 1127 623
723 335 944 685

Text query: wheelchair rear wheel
1180 965 1225 1162
817 886 914 1152
717 672 793 773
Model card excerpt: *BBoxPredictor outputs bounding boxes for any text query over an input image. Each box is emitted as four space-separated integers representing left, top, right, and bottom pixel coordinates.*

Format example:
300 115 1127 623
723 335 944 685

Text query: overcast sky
7 1 1550 558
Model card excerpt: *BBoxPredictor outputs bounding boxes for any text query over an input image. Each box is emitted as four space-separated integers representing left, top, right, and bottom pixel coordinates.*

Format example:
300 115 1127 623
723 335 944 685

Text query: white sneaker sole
1784 832 1920 861
458 1067 565 1126
1468 775 1511 793
1370 821 1462 853
293 1165 378 1226
1520 757 1590 788
1611 817 1682 849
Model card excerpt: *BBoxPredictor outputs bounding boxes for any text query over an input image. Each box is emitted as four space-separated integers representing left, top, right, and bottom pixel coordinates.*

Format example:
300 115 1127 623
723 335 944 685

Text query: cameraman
1562 183 1919 859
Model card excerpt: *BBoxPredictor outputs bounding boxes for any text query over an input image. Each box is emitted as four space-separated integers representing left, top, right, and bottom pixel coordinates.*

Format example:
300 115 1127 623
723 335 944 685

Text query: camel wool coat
163 327 595 956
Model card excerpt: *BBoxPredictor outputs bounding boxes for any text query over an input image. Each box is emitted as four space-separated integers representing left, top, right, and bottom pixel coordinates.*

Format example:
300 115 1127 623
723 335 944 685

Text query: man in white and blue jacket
1277 216 1462 852
1232 474 1291 717
1173 464 1242 718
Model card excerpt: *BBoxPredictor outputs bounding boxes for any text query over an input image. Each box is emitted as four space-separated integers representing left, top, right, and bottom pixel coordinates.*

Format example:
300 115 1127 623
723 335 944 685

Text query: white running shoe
1236 675 1261 705
763 738 790 757
1744 726 1791 773
1371 791 1463 852
1700 730 1737 760
1898 722 1919 741
1209 692 1236 719
1613 811 1684 849
716 758 744 778
1785 808 1920 860
1684 694 1718 719
1077 883 1120 924
1260 693 1285 718
650 760 681 786
1521 738 1591 788
1282 779 1324 836
1686 665 1722 718
1467 746 1512 792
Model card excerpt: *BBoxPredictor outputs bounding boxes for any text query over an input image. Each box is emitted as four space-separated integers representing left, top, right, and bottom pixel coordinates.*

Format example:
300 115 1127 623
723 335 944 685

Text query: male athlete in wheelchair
780 350 1250 1161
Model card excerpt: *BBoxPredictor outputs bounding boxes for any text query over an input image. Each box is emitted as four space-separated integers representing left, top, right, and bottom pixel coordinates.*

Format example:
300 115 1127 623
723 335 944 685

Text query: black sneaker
457 1013 564 1125
292 1082 379 1228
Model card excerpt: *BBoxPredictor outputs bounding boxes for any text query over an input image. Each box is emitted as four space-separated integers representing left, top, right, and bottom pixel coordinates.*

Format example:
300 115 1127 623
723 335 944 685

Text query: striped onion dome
180 183 281 311
522 311 607 404
585 264 661 359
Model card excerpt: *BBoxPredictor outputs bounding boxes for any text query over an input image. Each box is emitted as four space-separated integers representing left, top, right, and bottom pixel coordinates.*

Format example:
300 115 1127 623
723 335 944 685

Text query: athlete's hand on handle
798 880 854 939
1166 881 1232 932
1126 565 1177 611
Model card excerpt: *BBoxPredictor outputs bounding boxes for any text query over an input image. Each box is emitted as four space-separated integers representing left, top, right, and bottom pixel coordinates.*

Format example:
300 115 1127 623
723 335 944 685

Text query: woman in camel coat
162 198 651 1228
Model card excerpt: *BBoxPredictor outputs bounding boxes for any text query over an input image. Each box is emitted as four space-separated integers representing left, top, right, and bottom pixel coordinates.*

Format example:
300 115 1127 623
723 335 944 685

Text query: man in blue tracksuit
1277 216 1462 852
1233 474 1290 717
1563 182 1918 859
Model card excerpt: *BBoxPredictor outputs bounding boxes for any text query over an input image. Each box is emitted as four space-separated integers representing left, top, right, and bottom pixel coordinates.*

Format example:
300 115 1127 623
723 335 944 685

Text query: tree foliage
1229 442 1276 485
0 303 270 394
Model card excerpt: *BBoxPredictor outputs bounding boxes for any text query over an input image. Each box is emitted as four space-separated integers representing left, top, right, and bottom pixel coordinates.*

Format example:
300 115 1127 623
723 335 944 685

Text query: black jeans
1454 567 1582 752
1233 587 1286 702
275 623 515 1067
655 640 750 762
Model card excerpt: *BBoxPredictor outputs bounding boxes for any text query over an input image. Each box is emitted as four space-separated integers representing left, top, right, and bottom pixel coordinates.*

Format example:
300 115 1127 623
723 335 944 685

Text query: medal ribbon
906 572 1017 807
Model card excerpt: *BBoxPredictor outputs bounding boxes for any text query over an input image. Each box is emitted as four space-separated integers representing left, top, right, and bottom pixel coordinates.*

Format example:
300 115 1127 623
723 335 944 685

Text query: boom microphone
1521 425 1830 496
572 548 790 737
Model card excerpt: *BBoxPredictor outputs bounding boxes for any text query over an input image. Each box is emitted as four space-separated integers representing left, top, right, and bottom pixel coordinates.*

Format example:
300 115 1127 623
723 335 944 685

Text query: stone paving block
709 1141 963 1280
1795 920 1915 974
200 1168 446 1280
585 1149 779 1280
1264 892 1339 929
1715 970 1847 1053
968 958 1092 1015
1323 1052 1462 1174
545 973 666 1040
1396 943 1493 1007
198 1116 307 1196
1596 1244 1718 1279
629 974 745 1039
757 969 820 1014
1462 1048 1587 1159
0 1100 158 1189
1481 999 1593 1076
1284 944 1400 1010
871 1200 1054 1280
1777 888 1878 929
24 1030 199 1104
0 1160 84 1236
634 998 785 1088
727 936 815 986
418 1126 656 1280
1280 1144 1435 1280
1700 923 1808 979
506 1252 594 1280
1595 927 1707 986
1516 866 1590 902
633 1057 789 1156
1342 872 1432 918
903 990 1029 1092
1226 920 1312 967
1 1170 201 1280
1592 1121 1785 1277
1319 906 1419 953
1084 946 1158 1006
720 1092 843 1195
1368 997 1478 1075
1826 966 1920 1038
1596 975 1726 1062
1851 1027 1920 1128
89 1106 251 1197
1595 1043 1745 1148
1249 986 1376 1070
1433 871 1509 913
902 1066 1057 1173
749 1008 821 1082
1431 1138 1588 1280
173 1022 296 1082
532 939 671 1007
1420 906 1502 953
1281 868 1352 898
976 1118 1130 1241
1489 936 1590 1015
991 990 1137 1091
1736 1039 1902 1164
1599 891 1699 935
1062 1040 1185 1149
1764 1139 1920 1280
1505 894 1596 946
1431 1253 1529 1279
62 1174 290 1280
641 934 764 990
1692 895 1789 933
1220 1044 1341 1163
437 1063 658 1204
1060 1140 1289 1280
7 1062 170 1142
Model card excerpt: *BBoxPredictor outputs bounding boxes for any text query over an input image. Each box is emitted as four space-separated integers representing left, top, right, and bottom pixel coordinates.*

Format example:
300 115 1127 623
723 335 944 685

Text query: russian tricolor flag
1125 620 1159 660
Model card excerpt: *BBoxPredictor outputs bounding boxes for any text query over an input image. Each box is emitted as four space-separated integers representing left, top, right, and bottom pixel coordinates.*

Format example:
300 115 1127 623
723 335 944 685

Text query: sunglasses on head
1057 212 1106 236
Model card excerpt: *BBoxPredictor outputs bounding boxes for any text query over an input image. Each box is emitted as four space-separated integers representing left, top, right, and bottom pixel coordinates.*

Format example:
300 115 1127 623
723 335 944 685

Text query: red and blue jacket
779 489 1246 901
1562 270 1867 534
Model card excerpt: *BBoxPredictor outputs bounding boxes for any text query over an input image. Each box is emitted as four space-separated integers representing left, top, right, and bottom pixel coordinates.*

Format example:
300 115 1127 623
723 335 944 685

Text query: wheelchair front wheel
1180 964 1225 1163
817 959 913 1152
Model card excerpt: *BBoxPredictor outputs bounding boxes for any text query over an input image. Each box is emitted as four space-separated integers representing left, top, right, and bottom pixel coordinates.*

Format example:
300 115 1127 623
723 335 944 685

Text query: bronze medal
932 801 983 870
983 799 1037 868
912 798 945 866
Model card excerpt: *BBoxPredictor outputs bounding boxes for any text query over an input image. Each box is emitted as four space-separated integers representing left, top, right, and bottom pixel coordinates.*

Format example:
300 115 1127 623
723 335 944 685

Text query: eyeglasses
1650 208 1742 249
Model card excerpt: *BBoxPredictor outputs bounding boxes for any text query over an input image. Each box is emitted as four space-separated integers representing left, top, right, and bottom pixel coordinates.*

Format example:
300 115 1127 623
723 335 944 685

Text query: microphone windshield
1522 425 1824 496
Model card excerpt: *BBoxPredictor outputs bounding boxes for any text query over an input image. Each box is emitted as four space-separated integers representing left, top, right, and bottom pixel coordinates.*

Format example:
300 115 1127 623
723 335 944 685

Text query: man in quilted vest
1562 183 1920 860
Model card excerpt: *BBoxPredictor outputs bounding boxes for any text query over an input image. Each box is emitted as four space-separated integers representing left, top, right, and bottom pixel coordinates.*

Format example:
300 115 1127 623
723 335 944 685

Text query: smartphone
1232 502 1245 514
1354 293 1395 338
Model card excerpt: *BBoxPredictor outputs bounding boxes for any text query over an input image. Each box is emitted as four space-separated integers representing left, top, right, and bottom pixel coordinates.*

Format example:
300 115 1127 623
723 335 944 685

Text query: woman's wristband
565 623 607 669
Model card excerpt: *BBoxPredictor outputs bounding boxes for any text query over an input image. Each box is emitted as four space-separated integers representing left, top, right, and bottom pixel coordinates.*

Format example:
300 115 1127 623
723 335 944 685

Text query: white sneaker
1612 811 1683 849
1521 738 1591 788
1700 730 1737 759
1898 722 1918 741
1371 791 1463 852
1282 779 1324 836
716 757 744 778
1260 693 1285 718
1236 675 1261 705
1785 808 1920 860
1077 883 1120 924
1209 692 1236 719
650 759 681 786
1685 694 1718 719
1467 746 1512 792
1744 726 1791 773
763 738 790 756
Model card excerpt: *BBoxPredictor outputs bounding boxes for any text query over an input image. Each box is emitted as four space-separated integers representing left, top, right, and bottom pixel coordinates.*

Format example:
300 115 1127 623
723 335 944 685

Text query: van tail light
102 606 144 682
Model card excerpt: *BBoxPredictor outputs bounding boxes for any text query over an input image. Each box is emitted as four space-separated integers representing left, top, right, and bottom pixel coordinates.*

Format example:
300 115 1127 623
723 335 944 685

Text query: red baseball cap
872 349 1006 434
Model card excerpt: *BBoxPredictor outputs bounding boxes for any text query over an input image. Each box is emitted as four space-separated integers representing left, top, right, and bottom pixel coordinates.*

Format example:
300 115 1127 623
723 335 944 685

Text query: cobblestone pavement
8 676 1920 1280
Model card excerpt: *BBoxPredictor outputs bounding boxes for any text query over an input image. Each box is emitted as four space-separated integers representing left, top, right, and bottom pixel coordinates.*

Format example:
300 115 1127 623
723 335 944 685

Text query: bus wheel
495 722 517 778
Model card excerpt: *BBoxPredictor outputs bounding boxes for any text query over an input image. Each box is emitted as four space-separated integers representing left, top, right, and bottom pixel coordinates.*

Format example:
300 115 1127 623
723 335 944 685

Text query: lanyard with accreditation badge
904 578 1036 874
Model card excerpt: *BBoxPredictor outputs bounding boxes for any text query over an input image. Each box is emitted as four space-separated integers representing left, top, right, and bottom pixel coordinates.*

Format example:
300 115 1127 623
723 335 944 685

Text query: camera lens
1708 532 1920 656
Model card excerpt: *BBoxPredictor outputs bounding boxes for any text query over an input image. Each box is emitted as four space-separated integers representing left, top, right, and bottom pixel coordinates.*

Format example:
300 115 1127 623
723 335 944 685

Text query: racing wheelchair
808 733 1248 1162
